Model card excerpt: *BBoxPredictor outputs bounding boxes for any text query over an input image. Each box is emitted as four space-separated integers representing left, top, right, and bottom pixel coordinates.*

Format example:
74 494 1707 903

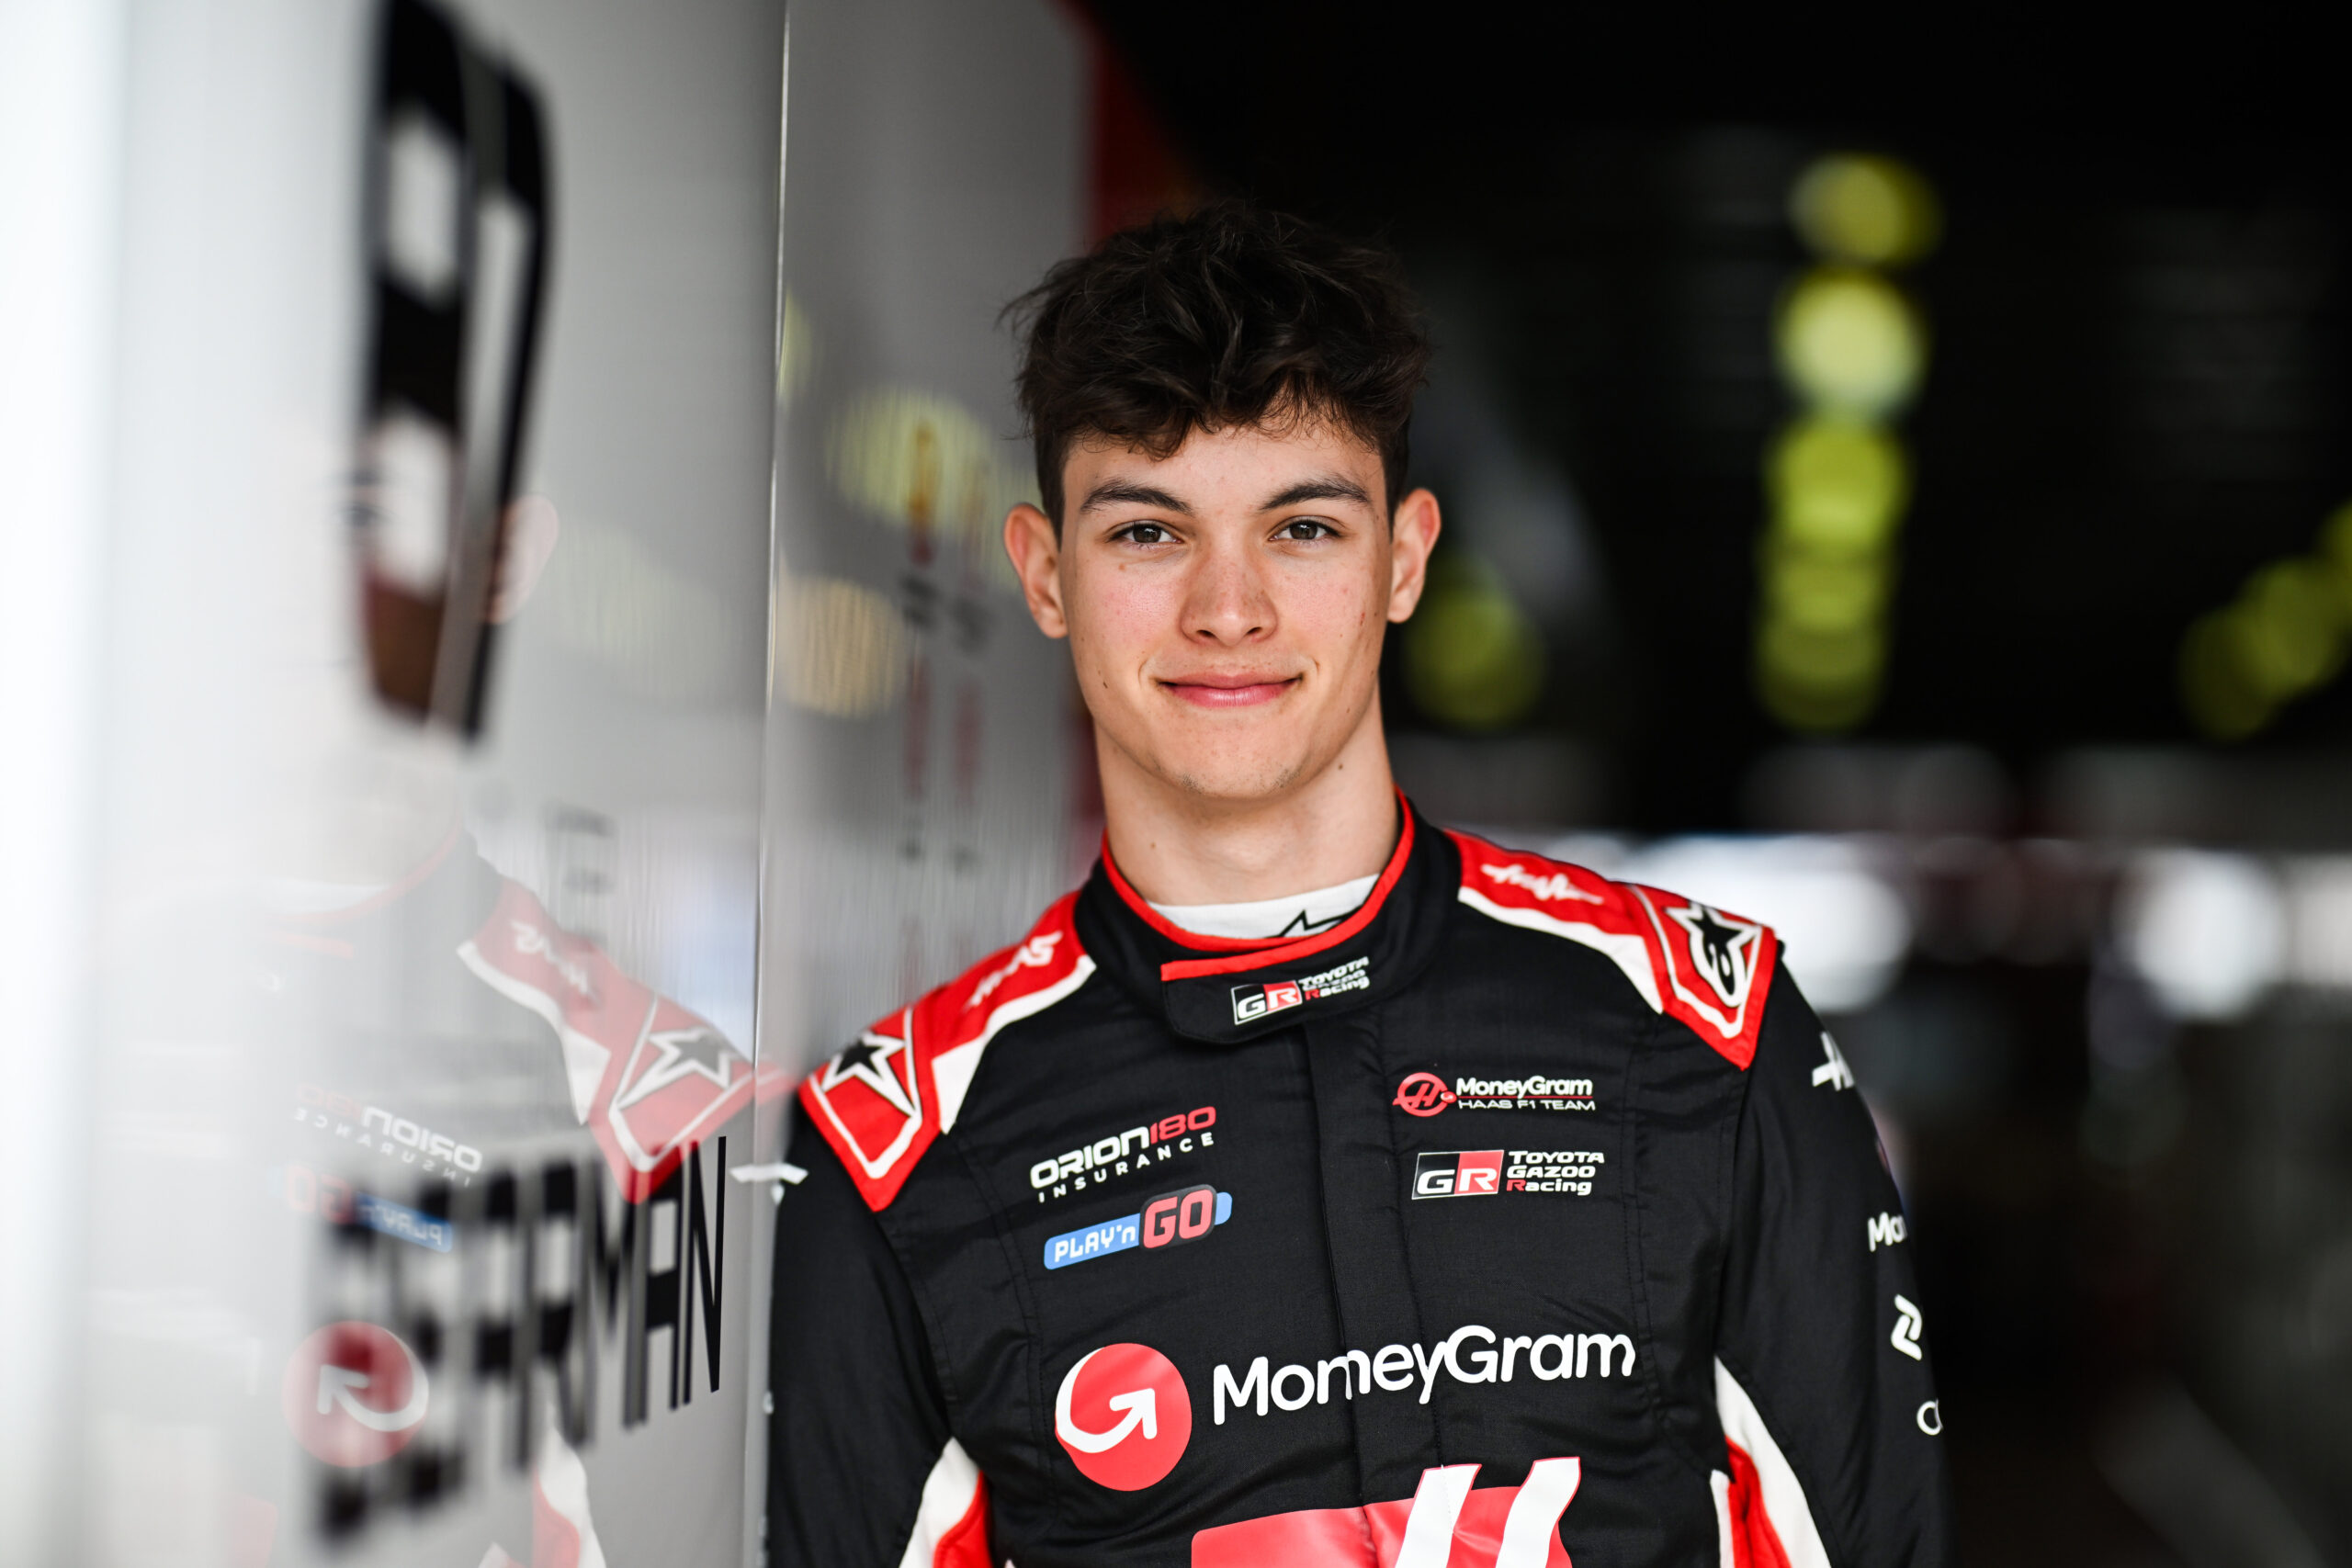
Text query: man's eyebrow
1262 476 1374 510
1079 479 1192 514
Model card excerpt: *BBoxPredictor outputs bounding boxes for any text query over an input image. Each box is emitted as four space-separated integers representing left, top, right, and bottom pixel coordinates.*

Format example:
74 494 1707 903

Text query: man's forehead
1067 421 1384 512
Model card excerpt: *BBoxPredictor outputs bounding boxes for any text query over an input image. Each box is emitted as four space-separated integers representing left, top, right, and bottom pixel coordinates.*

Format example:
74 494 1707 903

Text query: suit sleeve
1711 973 1956 1568
767 1114 989 1568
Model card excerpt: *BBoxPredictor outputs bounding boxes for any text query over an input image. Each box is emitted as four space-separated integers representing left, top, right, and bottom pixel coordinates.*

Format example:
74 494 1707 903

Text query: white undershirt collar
1149 874 1379 942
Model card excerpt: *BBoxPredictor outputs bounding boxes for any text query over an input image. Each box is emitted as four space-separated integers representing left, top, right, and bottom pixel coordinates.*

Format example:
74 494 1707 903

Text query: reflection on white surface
2284 856 2352 991
2121 849 2287 1021
775 569 910 717
540 513 748 702
1600 835 1912 1014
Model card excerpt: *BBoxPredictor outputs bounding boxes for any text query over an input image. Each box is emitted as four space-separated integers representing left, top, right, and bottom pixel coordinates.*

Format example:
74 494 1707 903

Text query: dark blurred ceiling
1085 1 2352 831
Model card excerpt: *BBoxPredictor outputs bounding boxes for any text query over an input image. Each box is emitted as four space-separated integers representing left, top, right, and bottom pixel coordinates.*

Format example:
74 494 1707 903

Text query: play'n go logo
1055 1342 1192 1490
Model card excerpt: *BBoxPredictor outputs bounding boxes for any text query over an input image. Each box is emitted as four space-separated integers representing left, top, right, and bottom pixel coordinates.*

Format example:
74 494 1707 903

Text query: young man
769 205 1954 1568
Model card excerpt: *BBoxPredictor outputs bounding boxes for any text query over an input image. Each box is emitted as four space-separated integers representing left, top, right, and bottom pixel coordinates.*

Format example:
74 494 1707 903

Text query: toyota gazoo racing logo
1230 956 1370 1025
1394 1071 1597 1115
1413 1149 1502 1198
1044 1184 1233 1270
281 1320 431 1467
1414 1149 1606 1199
1055 1342 1193 1489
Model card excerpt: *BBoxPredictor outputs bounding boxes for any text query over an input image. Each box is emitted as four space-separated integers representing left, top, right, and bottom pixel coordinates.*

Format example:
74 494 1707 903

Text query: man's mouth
1159 672 1300 708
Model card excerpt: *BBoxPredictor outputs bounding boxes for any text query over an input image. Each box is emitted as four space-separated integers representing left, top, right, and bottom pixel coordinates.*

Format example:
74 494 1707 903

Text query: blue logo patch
356 1191 456 1252
1044 1186 1231 1270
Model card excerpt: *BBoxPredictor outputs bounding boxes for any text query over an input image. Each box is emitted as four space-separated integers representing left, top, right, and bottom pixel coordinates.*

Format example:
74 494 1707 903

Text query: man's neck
1098 716 1401 907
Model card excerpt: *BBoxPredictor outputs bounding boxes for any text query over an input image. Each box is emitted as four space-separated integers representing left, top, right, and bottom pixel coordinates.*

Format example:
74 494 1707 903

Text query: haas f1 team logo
1393 1072 1456 1117
1055 1343 1193 1490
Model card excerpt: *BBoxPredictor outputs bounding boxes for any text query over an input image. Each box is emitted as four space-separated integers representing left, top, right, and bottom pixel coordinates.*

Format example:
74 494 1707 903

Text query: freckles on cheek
1090 571 1177 648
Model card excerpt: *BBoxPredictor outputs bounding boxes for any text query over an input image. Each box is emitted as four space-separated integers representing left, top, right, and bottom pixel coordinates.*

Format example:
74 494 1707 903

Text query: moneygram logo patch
1055 1342 1192 1489
1044 1185 1233 1270
1230 956 1370 1025
1413 1150 1503 1198
1392 1071 1597 1116
281 1320 430 1467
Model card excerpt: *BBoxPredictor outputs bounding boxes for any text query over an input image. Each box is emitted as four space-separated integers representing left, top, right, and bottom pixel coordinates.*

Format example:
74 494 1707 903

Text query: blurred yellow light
1757 619 1883 732
1405 558 1544 732
2181 611 2274 741
2237 560 2349 696
1762 547 1888 633
1758 615 1881 685
776 291 814 411
1776 269 1925 418
830 387 1035 536
1768 416 1909 553
775 573 910 717
1790 153 1940 268
2320 501 2352 599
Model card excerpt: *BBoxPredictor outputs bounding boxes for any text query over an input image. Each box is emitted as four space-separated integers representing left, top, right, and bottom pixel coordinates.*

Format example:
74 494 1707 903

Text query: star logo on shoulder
614 1025 746 1111
819 1032 916 1119
1665 901 1760 1010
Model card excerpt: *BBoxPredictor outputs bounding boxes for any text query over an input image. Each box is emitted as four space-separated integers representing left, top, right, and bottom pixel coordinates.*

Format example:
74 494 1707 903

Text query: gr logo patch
1230 980 1304 1023
1413 1149 1504 1199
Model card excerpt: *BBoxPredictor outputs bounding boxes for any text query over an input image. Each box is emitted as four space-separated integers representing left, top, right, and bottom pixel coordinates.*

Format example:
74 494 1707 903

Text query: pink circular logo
281 1321 430 1467
1393 1072 1455 1117
1054 1342 1192 1490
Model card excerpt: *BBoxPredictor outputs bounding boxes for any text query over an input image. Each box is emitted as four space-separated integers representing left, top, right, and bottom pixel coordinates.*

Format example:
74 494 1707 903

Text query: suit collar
1076 794 1458 1044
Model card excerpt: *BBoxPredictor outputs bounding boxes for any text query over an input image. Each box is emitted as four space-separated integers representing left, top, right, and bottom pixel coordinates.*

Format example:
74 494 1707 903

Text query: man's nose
1181 540 1274 645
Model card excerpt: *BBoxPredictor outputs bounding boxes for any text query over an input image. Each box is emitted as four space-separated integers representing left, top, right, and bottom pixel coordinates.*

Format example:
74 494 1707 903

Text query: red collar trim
1095 793 1416 983
1100 840 1288 954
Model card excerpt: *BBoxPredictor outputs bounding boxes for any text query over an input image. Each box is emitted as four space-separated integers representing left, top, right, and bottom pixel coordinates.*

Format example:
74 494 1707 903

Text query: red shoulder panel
1618 883 1778 1070
459 878 758 1203
1449 831 1778 1069
801 893 1092 1212
1452 830 1629 922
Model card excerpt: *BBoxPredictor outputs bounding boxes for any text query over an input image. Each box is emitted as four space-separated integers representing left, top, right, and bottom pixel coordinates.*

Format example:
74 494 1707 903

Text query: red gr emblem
1392 1072 1456 1117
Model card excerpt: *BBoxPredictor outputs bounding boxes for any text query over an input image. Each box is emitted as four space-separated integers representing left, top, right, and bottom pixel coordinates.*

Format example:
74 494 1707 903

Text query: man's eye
1117 522 1170 546
1278 519 1335 541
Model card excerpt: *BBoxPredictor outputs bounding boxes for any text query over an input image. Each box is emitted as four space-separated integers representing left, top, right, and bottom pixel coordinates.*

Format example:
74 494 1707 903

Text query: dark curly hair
1009 203 1433 527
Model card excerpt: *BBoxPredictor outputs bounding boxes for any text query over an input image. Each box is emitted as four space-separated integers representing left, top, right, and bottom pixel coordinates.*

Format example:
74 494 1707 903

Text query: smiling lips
1160 672 1299 708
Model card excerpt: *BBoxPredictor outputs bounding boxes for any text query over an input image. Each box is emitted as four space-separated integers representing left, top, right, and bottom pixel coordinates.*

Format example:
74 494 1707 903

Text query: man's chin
1158 752 1314 806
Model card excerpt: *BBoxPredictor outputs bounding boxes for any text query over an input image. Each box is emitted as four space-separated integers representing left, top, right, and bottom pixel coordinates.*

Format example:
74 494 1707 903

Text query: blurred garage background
1081 6 2352 1562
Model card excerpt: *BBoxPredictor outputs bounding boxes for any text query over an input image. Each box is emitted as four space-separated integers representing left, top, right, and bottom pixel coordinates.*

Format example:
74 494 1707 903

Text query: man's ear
1004 502 1069 639
1385 486 1442 623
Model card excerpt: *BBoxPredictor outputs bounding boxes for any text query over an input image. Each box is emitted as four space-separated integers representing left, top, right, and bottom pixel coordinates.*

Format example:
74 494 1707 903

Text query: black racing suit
767 802 1954 1568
